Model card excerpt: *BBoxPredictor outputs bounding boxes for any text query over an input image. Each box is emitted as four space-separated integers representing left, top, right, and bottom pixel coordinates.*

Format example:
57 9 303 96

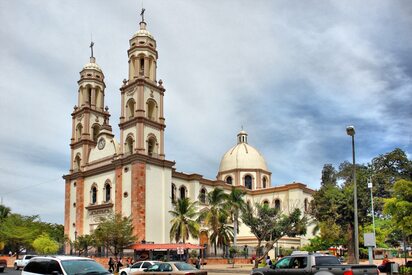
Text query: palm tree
198 188 229 255
209 213 234 257
169 198 200 243
225 187 247 248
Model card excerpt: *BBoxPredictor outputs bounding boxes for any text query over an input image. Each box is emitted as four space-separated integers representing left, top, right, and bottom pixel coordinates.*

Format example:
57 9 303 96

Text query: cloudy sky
0 1 411 224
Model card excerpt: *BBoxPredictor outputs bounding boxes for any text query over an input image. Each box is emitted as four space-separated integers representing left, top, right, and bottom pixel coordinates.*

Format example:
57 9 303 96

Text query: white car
119 261 160 275
22 255 112 275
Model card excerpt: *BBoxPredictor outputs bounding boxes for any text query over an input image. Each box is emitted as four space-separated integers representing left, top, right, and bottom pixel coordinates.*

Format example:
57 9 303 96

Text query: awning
127 243 205 250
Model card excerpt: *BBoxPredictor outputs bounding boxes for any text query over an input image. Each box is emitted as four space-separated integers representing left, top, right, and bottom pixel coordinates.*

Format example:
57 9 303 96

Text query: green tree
73 234 95 256
0 214 40 256
32 234 59 255
224 187 246 248
384 179 412 264
371 148 412 215
209 213 233 257
242 202 307 268
198 188 229 255
93 214 135 257
0 204 11 221
169 198 200 243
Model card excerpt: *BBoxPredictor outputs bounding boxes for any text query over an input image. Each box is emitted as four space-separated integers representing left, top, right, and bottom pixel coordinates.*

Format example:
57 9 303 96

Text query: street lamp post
346 125 359 264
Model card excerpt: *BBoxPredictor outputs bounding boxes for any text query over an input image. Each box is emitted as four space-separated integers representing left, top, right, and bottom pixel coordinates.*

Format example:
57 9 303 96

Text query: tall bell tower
70 44 110 172
119 11 166 160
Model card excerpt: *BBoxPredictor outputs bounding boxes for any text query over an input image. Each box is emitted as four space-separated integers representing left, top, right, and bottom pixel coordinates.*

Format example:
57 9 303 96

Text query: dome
132 22 154 39
218 131 268 172
82 57 102 72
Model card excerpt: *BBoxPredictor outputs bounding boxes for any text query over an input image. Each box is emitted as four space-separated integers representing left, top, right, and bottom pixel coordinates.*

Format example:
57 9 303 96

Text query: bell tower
119 10 166 159
70 43 110 172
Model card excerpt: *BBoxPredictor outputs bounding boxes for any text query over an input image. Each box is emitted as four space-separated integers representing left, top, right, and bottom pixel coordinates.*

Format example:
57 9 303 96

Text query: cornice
119 116 165 130
70 139 97 149
127 46 158 59
63 152 175 181
85 202 114 211
77 78 106 88
71 106 110 118
120 78 165 93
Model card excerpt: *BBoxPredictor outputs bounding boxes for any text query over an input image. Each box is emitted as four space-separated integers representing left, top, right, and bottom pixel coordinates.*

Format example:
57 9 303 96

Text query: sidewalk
203 264 253 274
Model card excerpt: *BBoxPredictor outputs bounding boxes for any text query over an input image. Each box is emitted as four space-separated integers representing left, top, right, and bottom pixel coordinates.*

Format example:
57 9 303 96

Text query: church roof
218 130 268 172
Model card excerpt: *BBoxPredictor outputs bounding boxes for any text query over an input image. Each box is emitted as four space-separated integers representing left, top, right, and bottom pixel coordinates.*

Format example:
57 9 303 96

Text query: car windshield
61 259 111 275
174 262 196 271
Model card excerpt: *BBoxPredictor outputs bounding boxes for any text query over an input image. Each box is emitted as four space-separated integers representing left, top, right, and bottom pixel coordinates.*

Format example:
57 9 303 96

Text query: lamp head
346 125 355 136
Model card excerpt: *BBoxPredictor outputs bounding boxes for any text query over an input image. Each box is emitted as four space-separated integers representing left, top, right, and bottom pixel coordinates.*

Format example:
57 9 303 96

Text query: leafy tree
371 148 412 215
242 202 307 268
32 234 59 255
224 187 246 248
169 198 200 243
0 214 40 256
198 188 229 255
93 214 135 257
312 149 411 263
73 234 95 256
384 179 412 264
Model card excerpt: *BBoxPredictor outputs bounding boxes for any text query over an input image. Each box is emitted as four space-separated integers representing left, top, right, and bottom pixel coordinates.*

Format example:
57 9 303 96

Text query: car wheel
121 272 127 275
14 263 19 270
0 268 4 273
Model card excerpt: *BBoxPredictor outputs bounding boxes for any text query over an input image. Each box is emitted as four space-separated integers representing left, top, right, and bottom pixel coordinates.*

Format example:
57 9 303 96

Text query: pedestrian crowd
108 257 135 274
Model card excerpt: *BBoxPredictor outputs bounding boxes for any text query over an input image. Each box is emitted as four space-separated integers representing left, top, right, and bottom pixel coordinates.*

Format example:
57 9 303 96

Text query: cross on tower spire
140 8 146 22
89 41 94 58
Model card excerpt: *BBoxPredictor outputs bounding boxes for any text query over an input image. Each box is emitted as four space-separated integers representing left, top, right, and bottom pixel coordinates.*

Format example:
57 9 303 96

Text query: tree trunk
233 214 238 248
347 223 355 264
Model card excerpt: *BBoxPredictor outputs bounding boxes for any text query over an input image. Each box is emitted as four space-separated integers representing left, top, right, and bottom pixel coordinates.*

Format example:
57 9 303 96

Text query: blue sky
0 1 411 224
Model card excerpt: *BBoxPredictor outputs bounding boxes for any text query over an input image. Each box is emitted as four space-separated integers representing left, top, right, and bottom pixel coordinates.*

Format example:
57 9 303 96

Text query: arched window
274 199 281 210
179 186 186 199
92 124 100 142
171 184 176 203
126 99 135 119
91 186 97 204
244 175 252 190
226 176 233 185
304 198 308 212
104 183 111 202
147 100 157 121
262 177 267 188
199 188 207 204
147 136 157 157
263 200 269 207
140 58 145 75
76 124 83 141
125 136 134 155
74 154 81 171
87 87 92 105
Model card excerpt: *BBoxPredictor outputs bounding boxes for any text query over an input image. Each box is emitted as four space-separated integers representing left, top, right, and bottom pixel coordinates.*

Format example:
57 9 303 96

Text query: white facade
63 16 315 256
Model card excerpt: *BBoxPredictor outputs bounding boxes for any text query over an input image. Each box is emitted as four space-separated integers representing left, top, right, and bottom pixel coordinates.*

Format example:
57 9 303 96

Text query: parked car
119 261 160 275
22 255 112 275
250 253 378 275
14 255 37 270
130 262 207 275
0 258 7 272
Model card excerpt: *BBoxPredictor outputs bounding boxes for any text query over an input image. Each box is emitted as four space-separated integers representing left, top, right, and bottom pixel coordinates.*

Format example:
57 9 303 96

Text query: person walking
108 257 115 273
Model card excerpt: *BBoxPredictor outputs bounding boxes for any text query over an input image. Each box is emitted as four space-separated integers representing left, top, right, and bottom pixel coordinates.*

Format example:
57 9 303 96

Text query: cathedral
63 14 315 256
